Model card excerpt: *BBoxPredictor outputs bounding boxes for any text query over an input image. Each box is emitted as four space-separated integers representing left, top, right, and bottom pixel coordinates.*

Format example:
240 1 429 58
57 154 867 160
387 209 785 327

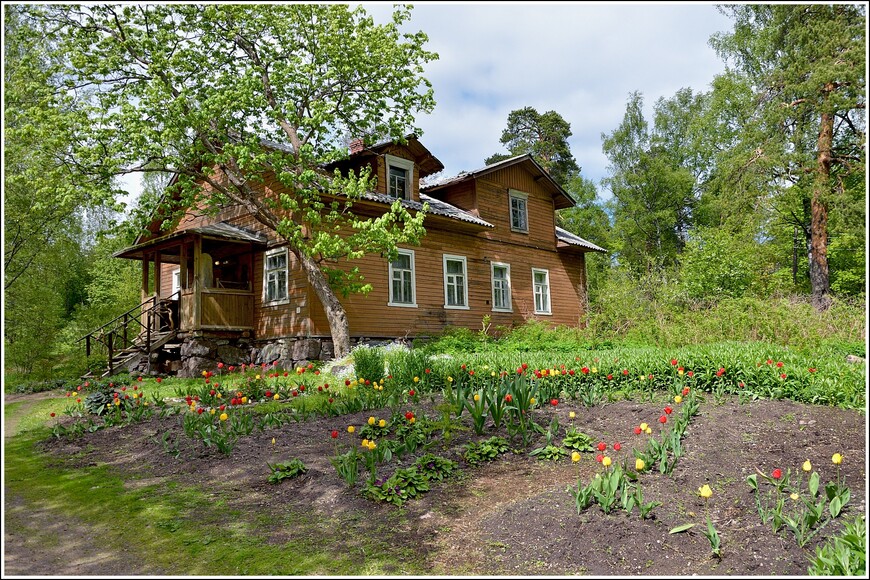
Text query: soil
4 390 867 576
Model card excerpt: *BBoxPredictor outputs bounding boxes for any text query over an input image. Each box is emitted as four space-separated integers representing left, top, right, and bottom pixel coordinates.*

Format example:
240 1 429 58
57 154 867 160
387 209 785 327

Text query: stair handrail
76 295 158 343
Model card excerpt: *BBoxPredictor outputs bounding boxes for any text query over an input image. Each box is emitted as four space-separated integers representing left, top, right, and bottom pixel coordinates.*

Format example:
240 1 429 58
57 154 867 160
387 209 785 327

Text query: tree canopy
30 3 439 356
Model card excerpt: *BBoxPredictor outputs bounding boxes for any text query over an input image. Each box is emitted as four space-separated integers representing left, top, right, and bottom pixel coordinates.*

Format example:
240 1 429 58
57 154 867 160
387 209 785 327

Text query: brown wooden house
96 136 604 376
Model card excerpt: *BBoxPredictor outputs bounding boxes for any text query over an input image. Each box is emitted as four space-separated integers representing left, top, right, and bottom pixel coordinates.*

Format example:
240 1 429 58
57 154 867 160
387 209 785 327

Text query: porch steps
81 330 178 380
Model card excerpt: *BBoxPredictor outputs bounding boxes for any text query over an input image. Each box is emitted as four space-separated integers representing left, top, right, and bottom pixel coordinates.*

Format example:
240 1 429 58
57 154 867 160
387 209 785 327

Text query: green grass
3 424 426 575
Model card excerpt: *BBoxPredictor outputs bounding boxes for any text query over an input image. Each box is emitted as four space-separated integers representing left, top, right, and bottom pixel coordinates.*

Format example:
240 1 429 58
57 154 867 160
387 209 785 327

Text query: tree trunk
809 109 833 311
296 250 351 358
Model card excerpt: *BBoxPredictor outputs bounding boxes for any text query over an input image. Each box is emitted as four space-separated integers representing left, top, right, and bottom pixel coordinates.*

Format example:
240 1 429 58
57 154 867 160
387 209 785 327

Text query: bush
385 348 432 390
352 345 385 384
807 516 866 575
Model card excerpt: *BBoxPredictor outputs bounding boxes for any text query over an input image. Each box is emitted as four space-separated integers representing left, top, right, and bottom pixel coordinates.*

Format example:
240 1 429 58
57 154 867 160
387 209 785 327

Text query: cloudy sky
119 2 735 203
365 1 735 197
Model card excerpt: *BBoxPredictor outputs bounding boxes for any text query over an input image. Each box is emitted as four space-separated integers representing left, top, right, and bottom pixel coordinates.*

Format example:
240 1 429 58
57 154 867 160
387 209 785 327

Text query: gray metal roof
421 153 533 190
358 191 494 228
555 226 607 253
191 223 268 244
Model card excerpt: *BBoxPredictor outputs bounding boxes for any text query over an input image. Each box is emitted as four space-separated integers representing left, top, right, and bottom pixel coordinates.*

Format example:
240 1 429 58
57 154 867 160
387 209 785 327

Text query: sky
119 1 736 204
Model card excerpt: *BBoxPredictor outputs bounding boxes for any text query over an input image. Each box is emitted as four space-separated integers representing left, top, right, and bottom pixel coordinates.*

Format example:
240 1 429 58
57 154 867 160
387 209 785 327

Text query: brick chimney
349 137 365 154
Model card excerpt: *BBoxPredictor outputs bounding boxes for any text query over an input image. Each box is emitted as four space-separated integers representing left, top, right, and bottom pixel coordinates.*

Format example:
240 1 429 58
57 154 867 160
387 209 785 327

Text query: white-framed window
385 154 415 200
388 249 417 307
443 254 469 309
509 189 529 233
532 268 551 314
490 262 512 312
171 269 181 300
263 248 289 304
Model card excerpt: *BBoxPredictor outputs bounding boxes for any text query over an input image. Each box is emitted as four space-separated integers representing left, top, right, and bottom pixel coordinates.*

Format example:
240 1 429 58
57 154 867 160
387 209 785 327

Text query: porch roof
555 226 607 253
114 223 268 260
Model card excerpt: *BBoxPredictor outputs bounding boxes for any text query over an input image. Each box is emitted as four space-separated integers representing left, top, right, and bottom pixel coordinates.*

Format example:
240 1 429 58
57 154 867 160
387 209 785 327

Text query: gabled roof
555 226 607 253
358 190 494 228
329 133 445 179
421 154 576 209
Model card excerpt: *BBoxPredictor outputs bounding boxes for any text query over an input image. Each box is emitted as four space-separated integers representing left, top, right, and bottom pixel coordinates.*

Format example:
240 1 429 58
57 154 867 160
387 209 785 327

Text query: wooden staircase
79 293 180 379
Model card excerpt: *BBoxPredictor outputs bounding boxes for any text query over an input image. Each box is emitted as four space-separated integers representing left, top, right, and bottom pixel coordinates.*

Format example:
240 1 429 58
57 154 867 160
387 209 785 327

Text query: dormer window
385 154 415 200
509 189 529 233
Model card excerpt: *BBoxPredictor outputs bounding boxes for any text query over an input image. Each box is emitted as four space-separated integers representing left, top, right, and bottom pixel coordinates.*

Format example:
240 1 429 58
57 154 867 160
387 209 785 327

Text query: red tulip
664 406 673 415
331 430 338 439
670 359 678 366
50 412 56 418
772 468 782 480
581 367 589 374
219 405 225 411
776 361 783 368
597 442 607 452
550 399 558 407
633 427 642 435
613 442 621 451
659 415 667 424
409 389 416 397
405 411 414 420
299 385 306 392
607 374 613 380
218 362 224 369
505 394 513 403
682 387 690 396
622 369 629 376
197 408 204 414
595 454 604 463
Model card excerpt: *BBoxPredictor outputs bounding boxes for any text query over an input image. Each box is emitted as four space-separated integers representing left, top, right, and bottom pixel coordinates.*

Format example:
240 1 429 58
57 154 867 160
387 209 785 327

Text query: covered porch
114 223 268 333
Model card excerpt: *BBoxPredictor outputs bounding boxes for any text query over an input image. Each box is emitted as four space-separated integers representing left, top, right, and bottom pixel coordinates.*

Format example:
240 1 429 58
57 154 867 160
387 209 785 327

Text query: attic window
509 189 529 233
385 154 414 200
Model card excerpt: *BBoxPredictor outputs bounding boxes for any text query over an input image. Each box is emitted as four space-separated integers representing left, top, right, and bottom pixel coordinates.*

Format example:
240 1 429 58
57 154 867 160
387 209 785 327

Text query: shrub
807 515 865 576
352 345 385 384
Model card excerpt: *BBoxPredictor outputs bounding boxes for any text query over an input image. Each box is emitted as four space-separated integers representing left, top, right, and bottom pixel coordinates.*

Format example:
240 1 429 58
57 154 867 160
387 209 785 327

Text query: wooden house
92 136 604 376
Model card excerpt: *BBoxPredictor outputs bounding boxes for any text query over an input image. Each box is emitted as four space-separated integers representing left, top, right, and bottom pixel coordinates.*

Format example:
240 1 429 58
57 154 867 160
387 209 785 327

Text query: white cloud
369 2 735 199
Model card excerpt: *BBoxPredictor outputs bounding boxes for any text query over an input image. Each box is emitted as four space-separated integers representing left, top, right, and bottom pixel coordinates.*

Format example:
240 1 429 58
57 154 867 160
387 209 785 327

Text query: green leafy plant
561 428 594 452
530 416 568 461
807 515 866 576
353 346 385 385
413 454 458 481
267 459 307 483
364 466 430 506
463 436 510 466
464 389 489 435
330 448 361 487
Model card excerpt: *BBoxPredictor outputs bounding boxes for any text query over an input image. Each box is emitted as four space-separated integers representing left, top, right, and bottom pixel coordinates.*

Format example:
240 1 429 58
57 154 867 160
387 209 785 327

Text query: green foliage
463 436 510 466
561 428 594 452
413 454 458 482
364 466 430 506
384 348 432 392
680 227 761 300
353 346 386 385
267 459 308 484
485 106 579 185
331 448 361 487
807 516 866 576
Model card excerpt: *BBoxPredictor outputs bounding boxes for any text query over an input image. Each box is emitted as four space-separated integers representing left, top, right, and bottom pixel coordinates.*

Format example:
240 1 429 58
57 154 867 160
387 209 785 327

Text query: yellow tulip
698 484 713 499
219 413 228 421
591 367 597 374
271 437 276 445
210 409 215 415
530 397 536 405
491 371 496 377
635 458 645 471
368 416 375 425
447 376 454 383
473 394 480 402
790 492 800 501
256 374 261 380
361 438 369 447
241 396 248 404
832 453 843 465
678 369 684 376
413 376 419 383
640 422 648 431
347 426 355 433
674 395 682 404
410 417 416 424
645 427 652 435
368 441 377 450
802 460 812 472
358 377 364 383
378 419 386 428
569 411 576 419
571 452 581 463
273 393 280 400
602 456 612 467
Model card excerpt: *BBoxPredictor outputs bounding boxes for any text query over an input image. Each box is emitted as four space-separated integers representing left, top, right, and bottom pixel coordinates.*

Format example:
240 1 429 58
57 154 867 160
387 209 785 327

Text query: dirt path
4 391 166 576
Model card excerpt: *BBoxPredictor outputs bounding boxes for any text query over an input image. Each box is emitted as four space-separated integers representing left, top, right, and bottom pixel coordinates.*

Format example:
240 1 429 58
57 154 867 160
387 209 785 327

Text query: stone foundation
163 334 413 377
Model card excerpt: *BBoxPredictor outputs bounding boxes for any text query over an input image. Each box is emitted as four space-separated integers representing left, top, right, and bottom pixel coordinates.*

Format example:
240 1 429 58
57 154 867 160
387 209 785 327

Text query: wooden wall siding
160 266 179 297
252 247 310 339
305 227 585 337
440 181 478 216
200 290 254 329
474 169 557 249
375 145 420 202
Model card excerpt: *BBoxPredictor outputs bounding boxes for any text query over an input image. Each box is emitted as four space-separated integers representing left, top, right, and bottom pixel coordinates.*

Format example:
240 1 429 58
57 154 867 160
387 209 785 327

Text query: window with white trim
171 269 181 300
443 254 469 309
532 268 551 314
385 154 415 200
509 189 529 233
491 262 512 312
388 249 416 307
264 248 289 304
